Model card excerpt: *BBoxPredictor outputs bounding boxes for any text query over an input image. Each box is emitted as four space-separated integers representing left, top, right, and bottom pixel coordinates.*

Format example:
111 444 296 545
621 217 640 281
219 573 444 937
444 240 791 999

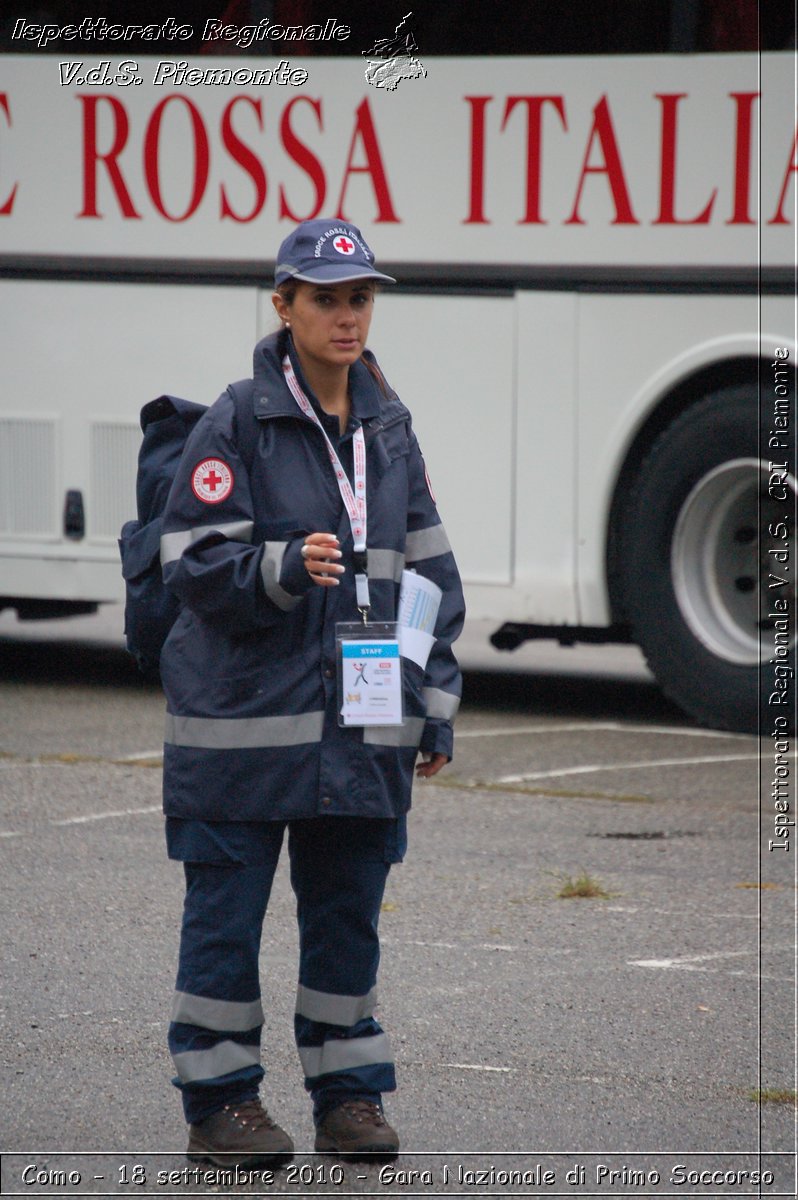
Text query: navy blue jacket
159 330 465 822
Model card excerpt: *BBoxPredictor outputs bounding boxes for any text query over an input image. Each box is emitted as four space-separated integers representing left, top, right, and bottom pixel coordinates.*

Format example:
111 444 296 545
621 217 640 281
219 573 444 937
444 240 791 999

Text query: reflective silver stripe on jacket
363 716 425 748
261 540 302 611
160 520 254 566
295 984 377 1028
422 687 460 721
165 710 325 750
367 548 404 582
172 1040 261 1083
171 990 264 1032
298 1032 393 1081
405 523 451 563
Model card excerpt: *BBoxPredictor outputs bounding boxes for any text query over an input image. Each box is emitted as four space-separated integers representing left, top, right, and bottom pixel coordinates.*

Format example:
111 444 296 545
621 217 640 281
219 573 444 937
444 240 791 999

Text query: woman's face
274 280 375 374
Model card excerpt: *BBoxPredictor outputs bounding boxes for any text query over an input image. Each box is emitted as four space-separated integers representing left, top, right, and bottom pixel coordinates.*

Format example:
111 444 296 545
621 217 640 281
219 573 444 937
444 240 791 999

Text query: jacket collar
252 330 384 423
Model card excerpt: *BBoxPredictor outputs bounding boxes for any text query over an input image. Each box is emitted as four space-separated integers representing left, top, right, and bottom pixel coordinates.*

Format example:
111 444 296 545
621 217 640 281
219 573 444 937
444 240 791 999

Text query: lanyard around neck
282 355 370 616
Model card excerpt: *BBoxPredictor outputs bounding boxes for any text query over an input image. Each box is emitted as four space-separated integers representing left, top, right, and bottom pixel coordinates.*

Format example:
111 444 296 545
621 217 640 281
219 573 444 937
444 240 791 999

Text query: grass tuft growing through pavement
748 1088 797 1107
553 871 611 900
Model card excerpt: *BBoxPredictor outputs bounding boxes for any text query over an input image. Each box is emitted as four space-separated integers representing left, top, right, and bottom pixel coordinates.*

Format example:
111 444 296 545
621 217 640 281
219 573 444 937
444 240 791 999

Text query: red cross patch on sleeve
191 458 234 504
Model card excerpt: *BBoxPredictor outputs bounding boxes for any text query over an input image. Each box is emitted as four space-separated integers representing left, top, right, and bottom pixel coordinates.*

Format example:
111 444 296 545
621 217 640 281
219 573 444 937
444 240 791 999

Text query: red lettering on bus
220 96 267 223
335 98 399 222
144 97 209 222
502 96 567 224
463 96 491 224
654 93 716 224
78 95 140 219
727 92 757 225
279 96 326 221
565 95 639 225
0 94 18 216
769 124 798 225
69 85 787 233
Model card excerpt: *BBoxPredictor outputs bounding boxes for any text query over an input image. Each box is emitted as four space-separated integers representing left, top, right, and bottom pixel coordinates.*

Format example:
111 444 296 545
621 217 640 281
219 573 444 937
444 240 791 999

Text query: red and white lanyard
282 355 370 614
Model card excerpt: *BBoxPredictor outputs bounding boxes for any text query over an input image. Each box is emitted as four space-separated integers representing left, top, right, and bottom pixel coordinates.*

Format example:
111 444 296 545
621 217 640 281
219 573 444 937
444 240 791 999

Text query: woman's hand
301 532 344 586
415 752 448 779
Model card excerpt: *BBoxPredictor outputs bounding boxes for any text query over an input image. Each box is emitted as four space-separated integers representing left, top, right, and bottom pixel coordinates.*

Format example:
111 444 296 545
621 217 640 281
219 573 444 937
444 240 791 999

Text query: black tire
617 385 795 734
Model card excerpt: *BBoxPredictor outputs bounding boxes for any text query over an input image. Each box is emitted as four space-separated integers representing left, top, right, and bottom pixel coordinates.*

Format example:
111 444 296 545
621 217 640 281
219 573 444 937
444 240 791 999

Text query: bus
0 2 795 734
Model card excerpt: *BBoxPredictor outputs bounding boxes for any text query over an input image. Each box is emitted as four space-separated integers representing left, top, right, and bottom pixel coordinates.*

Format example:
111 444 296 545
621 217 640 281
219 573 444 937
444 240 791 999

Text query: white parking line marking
633 724 751 740
609 907 761 920
394 939 457 949
387 939 575 955
458 723 608 739
53 805 162 826
457 721 749 740
405 1060 516 1080
653 909 760 920
630 949 753 970
497 752 761 784
629 948 795 984
430 1063 515 1073
1 806 163 840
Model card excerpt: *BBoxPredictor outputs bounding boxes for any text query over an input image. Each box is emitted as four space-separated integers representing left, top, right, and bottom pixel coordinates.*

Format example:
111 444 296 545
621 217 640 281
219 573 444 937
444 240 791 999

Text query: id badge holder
336 621 404 727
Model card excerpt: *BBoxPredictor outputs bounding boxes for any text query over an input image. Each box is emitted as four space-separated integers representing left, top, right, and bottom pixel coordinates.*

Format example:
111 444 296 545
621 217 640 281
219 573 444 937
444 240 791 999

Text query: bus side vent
0 418 56 536
90 422 140 540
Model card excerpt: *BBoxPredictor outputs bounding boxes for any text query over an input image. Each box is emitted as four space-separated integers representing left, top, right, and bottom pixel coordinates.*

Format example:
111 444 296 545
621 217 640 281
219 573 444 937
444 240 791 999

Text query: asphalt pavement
0 610 795 1198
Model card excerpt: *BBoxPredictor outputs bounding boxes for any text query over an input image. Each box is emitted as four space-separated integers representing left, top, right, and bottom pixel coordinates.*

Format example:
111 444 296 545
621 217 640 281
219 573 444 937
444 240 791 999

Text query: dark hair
275 279 377 305
275 280 298 306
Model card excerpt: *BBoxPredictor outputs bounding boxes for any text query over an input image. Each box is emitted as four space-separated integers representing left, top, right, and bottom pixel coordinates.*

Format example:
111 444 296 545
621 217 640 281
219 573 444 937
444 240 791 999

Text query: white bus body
0 52 794 731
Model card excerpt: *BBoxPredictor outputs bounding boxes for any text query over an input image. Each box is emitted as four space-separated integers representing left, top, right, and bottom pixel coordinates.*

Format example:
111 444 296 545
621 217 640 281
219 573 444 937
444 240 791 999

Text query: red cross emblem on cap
334 235 355 255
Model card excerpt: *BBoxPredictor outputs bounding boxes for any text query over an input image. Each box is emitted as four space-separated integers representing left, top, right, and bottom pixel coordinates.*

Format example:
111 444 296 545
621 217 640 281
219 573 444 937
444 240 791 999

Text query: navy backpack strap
226 378 259 472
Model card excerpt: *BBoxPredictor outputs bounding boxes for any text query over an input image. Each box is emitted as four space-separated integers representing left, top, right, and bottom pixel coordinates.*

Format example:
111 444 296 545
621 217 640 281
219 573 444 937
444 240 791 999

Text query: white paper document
397 569 442 670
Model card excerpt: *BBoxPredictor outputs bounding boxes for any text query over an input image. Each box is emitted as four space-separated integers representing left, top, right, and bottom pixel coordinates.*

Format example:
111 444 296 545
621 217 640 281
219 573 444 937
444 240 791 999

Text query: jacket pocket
165 818 247 864
400 657 427 721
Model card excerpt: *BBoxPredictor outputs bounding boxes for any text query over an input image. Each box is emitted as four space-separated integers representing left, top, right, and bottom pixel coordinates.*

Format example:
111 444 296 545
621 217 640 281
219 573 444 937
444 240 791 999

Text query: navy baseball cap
274 219 396 287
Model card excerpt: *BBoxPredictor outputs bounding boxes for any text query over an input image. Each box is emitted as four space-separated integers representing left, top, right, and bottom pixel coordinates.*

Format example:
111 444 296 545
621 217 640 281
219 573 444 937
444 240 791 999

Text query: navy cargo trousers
166 815 405 1127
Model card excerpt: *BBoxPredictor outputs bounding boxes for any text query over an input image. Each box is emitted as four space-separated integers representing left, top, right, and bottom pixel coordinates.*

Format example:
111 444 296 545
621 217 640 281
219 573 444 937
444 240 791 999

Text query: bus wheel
619 386 795 734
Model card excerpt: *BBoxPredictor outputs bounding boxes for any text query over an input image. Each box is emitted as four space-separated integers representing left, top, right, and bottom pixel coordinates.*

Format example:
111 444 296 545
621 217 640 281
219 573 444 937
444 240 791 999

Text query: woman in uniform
159 218 465 1167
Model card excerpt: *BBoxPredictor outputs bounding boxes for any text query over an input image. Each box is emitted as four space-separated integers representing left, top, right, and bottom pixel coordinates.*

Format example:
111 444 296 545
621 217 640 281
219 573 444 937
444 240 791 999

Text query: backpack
118 380 255 680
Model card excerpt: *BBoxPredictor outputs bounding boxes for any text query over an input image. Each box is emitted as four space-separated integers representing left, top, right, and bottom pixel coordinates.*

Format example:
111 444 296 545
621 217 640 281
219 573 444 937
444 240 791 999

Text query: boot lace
224 1100 278 1131
339 1099 386 1126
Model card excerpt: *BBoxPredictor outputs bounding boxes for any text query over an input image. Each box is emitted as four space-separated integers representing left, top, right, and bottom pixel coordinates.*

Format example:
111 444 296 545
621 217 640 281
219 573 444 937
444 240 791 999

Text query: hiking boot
314 1099 399 1159
187 1099 294 1167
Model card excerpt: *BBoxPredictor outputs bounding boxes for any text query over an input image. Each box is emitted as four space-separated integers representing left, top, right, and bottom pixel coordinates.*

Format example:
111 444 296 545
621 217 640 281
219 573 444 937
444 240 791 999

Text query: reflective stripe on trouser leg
288 818 397 1116
168 846 282 1126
